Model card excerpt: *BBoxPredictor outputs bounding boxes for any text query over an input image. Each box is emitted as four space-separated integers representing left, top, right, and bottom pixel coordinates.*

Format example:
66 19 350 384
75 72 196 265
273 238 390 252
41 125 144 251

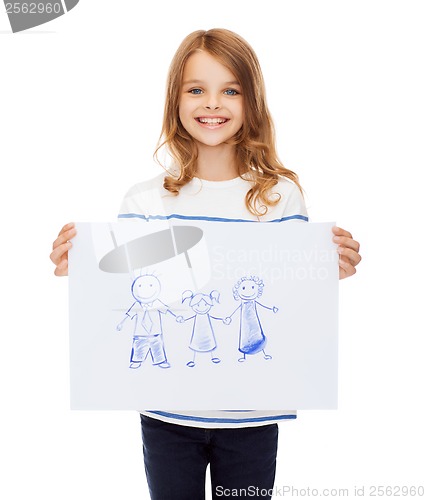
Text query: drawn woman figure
226 276 278 362
179 289 227 367
117 273 181 369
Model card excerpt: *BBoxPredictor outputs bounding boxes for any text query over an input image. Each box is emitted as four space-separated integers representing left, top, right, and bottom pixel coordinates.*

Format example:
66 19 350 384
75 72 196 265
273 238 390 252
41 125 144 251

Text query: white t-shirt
119 171 309 428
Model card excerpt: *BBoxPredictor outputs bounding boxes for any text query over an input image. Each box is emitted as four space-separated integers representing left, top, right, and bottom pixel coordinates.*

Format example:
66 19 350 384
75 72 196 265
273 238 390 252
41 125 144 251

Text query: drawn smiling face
238 280 258 300
192 298 212 315
131 275 161 303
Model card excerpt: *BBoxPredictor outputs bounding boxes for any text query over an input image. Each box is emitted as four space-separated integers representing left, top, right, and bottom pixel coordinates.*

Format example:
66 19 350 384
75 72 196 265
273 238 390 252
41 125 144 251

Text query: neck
195 143 239 181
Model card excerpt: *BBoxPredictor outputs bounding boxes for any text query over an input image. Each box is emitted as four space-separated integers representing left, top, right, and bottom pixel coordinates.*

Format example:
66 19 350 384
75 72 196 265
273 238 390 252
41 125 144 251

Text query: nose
204 93 221 110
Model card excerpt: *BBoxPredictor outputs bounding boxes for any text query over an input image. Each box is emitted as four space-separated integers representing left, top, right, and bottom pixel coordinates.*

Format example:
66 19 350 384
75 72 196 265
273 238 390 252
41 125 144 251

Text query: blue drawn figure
225 276 278 362
117 274 182 369
178 290 227 368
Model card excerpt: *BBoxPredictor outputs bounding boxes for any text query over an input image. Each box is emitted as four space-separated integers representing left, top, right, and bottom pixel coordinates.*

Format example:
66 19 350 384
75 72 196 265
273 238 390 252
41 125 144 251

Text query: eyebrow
182 79 241 86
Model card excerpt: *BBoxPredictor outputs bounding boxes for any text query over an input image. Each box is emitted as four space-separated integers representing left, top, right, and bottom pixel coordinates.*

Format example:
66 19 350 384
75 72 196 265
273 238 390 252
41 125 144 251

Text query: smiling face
131 275 161 303
192 298 212 315
179 50 244 150
237 280 259 300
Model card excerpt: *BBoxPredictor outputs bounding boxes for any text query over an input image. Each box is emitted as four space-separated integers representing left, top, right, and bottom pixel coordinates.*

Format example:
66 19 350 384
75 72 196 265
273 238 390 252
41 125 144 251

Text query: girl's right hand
50 222 77 276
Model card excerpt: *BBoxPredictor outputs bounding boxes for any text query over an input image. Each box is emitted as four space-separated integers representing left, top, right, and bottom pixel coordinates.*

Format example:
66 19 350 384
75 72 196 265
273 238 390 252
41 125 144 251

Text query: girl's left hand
332 226 361 280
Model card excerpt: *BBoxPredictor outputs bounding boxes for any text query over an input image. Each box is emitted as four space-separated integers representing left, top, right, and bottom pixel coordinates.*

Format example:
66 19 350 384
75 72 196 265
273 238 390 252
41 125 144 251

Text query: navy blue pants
141 414 278 499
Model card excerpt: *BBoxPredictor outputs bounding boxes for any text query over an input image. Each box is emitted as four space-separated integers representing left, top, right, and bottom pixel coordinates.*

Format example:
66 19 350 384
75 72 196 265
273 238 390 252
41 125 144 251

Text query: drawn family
116 273 279 369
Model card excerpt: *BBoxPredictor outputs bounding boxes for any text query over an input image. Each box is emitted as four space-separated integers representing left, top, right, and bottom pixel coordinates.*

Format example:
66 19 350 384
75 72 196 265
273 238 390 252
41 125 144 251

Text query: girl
51 29 361 500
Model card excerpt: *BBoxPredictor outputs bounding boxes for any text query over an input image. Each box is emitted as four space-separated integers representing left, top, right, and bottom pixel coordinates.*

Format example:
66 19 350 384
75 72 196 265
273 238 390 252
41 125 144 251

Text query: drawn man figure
225 276 278 362
117 274 179 369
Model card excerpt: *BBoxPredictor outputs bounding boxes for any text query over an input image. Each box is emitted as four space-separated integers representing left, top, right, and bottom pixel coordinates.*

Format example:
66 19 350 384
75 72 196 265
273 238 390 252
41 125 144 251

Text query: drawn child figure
225 276 278 362
117 273 180 369
178 289 227 367
51 28 362 500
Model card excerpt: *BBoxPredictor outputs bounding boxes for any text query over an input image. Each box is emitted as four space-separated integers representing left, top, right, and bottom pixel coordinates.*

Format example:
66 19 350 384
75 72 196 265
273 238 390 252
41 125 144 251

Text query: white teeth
198 118 227 124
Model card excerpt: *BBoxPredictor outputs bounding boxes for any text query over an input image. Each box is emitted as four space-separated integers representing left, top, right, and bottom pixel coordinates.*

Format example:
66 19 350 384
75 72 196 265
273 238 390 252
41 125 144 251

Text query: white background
1 1 425 498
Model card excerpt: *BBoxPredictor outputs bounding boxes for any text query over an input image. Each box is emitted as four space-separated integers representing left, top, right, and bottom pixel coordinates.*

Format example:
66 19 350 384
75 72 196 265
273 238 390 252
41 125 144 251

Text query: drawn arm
210 315 224 321
223 304 241 325
176 314 196 323
255 301 279 313
115 302 136 332
209 315 230 325
116 310 134 331
156 300 176 317
153 299 185 322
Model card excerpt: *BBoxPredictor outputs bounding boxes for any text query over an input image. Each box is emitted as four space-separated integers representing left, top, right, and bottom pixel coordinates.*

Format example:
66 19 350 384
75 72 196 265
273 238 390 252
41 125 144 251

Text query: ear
182 289 193 303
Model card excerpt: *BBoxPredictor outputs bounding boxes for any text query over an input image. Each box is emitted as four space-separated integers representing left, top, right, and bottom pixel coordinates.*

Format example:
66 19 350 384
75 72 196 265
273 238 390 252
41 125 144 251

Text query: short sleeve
272 179 308 221
126 302 138 319
284 184 308 220
154 300 170 314
118 173 168 219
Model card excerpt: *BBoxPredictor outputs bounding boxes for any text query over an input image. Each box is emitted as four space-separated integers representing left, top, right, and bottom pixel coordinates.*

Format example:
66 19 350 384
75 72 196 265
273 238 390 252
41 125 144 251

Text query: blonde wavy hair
155 28 303 217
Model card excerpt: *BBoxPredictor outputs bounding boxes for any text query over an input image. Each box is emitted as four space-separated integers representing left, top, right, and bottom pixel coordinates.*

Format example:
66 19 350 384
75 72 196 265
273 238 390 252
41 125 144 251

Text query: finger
337 246 362 266
54 258 68 277
333 235 360 254
52 226 76 251
332 226 360 253
332 226 353 239
339 255 356 278
58 222 75 235
53 224 76 247
50 241 72 265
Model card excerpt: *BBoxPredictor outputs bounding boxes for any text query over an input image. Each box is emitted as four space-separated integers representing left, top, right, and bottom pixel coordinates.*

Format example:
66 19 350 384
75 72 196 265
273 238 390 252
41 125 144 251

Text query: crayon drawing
116 274 182 369
225 276 278 362
178 289 228 367
69 220 339 410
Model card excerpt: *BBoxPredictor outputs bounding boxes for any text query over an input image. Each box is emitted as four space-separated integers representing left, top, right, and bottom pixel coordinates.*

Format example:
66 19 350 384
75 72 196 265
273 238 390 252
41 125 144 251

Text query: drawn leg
238 353 246 363
130 336 150 369
150 335 170 369
210 352 221 364
187 351 196 368
262 349 272 360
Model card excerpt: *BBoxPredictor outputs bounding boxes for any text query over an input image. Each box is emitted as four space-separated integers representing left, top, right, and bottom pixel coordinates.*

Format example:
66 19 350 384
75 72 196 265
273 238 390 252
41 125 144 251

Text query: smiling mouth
196 117 229 126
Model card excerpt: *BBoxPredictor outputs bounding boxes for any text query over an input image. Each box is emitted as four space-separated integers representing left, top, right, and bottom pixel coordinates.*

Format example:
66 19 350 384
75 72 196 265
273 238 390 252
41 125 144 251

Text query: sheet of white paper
69 220 338 410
